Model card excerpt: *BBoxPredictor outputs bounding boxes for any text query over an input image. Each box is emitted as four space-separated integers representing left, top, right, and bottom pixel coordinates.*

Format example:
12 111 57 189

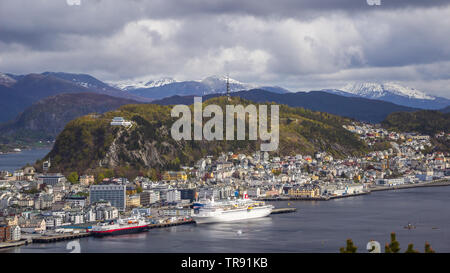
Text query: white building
110 117 132 126
345 184 364 194
10 225 21 241
376 178 405 186
162 208 192 217
167 189 181 203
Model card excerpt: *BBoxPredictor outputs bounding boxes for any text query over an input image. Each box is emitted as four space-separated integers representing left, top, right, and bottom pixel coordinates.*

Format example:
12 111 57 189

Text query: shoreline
256 178 450 202
368 179 450 192
0 145 53 155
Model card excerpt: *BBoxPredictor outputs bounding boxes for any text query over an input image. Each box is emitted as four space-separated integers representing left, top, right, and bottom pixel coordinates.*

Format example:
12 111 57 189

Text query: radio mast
226 74 231 101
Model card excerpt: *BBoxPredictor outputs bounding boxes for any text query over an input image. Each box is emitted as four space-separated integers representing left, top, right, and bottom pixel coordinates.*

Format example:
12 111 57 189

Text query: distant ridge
323 82 450 110
152 89 419 123
0 72 151 123
0 92 140 144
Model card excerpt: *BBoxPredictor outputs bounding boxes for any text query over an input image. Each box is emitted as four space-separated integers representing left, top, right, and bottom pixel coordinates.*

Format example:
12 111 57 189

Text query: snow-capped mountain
115 75 287 100
0 72 17 87
324 82 450 110
200 75 256 94
340 82 435 100
110 77 177 91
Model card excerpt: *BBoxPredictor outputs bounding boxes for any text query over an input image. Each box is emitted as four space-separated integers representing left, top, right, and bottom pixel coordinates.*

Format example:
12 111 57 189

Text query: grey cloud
0 0 449 98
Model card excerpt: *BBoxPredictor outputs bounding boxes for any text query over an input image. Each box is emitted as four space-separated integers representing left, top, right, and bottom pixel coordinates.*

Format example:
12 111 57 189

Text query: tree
424 242 435 253
340 239 357 253
96 173 105 183
67 172 79 184
341 233 436 253
405 244 419 253
385 232 401 253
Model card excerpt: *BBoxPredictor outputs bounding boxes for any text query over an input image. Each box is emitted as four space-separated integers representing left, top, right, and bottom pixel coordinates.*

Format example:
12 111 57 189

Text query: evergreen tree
67 172 79 184
424 242 435 253
96 173 105 183
405 244 419 253
340 239 357 253
385 232 401 253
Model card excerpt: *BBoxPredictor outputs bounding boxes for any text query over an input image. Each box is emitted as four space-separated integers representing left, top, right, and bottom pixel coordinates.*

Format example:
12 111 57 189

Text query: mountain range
323 82 450 110
0 72 150 123
1 71 448 127
0 93 139 144
152 89 419 123
109 75 289 99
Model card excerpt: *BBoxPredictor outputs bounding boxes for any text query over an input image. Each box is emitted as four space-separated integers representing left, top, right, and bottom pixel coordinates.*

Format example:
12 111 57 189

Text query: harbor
3 207 295 246
4 186 450 253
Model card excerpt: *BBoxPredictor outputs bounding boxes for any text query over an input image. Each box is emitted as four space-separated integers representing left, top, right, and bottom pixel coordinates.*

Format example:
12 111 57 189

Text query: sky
0 0 449 98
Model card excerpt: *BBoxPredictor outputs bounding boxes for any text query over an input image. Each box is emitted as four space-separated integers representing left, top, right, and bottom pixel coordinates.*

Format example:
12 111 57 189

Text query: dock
148 219 196 229
271 208 297 214
256 196 328 201
31 232 91 243
0 238 31 249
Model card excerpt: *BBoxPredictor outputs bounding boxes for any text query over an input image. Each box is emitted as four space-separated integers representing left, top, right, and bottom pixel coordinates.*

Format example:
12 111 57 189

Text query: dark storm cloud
0 0 449 98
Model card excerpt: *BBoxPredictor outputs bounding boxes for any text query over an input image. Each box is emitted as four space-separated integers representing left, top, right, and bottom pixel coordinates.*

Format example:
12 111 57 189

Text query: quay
30 232 91 243
256 196 328 201
271 208 297 214
370 179 450 192
0 238 31 249
328 191 370 199
148 219 196 229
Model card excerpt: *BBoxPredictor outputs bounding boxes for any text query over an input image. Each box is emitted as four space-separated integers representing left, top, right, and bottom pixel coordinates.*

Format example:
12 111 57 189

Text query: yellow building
126 194 141 208
80 175 95 186
163 171 188 181
288 187 320 198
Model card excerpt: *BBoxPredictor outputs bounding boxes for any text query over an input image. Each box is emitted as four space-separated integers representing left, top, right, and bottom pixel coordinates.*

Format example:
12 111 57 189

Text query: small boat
404 223 416 229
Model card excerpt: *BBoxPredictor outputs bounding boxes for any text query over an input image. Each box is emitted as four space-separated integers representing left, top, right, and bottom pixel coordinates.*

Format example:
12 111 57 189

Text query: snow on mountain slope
200 75 256 94
109 77 177 91
0 72 17 87
323 81 450 110
340 82 435 100
112 75 253 93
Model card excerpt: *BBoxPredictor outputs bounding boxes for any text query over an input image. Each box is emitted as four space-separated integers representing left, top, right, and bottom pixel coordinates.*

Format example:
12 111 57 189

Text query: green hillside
381 110 450 135
38 97 369 177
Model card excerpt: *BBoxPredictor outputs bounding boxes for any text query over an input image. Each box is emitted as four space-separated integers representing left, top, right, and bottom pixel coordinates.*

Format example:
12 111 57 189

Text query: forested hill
39 96 369 177
0 93 140 144
381 110 450 135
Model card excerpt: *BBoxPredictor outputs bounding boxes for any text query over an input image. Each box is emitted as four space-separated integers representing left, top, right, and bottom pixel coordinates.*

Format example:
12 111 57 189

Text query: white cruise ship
192 194 274 224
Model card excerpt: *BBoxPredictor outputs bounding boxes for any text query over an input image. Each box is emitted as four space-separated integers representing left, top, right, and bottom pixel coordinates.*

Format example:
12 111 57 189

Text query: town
1 121 449 248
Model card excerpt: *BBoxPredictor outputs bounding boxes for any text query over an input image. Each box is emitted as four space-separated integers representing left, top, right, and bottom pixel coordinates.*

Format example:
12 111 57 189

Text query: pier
148 219 196 229
256 196 328 201
0 238 31 249
271 208 297 214
30 232 91 243
370 179 450 192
